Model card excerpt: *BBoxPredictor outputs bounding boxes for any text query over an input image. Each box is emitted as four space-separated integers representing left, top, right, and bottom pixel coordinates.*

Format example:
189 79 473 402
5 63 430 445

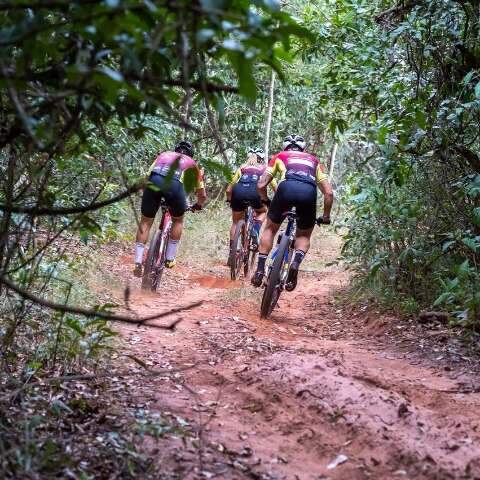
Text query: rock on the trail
327 454 348 469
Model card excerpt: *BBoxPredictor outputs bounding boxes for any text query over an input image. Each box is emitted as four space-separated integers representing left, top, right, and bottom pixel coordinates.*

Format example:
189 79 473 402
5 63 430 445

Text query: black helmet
174 140 194 157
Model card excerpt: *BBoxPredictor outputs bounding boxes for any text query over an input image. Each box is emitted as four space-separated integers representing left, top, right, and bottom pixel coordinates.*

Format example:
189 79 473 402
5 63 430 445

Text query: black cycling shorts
230 182 263 212
141 173 187 218
268 179 317 230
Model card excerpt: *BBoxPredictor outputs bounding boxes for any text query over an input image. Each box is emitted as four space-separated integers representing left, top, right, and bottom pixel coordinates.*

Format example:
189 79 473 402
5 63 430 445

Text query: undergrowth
0 222 161 479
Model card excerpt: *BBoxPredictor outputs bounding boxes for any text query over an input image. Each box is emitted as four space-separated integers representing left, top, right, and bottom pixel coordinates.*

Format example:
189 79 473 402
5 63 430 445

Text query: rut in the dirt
104 234 480 480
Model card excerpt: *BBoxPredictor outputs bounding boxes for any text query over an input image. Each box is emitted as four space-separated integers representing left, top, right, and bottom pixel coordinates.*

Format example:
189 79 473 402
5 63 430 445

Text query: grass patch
178 206 231 268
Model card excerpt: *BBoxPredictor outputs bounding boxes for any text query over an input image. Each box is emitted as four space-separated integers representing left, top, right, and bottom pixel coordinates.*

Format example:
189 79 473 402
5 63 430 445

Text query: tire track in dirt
102 234 480 480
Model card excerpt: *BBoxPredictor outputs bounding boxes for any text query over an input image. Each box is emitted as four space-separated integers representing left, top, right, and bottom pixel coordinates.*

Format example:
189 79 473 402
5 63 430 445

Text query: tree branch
0 274 201 328
375 0 423 24
0 0 101 10
452 145 480 173
0 180 145 215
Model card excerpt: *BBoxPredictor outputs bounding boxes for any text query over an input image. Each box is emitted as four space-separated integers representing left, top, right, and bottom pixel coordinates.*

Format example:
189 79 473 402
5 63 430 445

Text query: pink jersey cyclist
267 150 327 186
133 141 207 277
149 151 204 187
251 134 334 291
142 151 204 219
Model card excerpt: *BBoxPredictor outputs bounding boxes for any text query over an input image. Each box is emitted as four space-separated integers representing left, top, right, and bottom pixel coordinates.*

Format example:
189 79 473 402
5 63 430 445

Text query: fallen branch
0 274 201 328
418 311 449 324
2 362 201 402
2 374 98 402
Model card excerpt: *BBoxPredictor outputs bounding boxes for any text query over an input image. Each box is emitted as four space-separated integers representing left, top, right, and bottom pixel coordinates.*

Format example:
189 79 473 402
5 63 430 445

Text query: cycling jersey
266 150 327 229
230 165 266 185
267 151 327 186
141 151 204 219
229 164 275 212
149 151 204 190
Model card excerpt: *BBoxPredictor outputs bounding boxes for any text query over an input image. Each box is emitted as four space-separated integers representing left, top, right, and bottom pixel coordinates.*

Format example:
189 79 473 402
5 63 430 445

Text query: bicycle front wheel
230 219 246 280
260 233 291 319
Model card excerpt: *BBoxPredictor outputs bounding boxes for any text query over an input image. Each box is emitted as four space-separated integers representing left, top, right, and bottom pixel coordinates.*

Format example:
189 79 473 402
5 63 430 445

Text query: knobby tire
230 219 245 280
142 227 170 291
244 229 257 278
260 232 291 319
142 231 161 290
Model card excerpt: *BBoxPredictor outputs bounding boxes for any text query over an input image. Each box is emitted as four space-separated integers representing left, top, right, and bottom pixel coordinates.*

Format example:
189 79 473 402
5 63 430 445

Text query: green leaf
463 71 474 85
442 240 456 252
183 167 198 194
473 207 480 226
433 292 453 307
475 82 480 99
462 238 478 252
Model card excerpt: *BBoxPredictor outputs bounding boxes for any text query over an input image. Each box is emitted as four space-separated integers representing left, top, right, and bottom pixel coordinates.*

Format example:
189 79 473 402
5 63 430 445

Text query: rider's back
268 150 327 186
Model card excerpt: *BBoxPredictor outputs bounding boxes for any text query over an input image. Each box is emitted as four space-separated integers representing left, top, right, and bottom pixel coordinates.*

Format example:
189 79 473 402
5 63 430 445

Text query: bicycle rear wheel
142 231 160 290
230 219 246 280
142 229 169 291
260 233 291 319
244 228 257 278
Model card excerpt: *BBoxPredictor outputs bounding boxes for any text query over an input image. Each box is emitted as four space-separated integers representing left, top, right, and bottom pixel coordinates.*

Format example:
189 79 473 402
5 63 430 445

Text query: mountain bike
260 210 328 318
230 205 258 280
142 201 194 292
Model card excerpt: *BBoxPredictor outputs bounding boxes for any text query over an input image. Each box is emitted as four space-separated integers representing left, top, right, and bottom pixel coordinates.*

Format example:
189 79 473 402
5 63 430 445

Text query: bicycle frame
267 210 296 279
245 206 255 243
154 206 172 268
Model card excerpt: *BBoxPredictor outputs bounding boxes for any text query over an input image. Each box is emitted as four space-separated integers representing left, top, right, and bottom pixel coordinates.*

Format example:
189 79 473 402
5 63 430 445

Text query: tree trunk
264 70 276 163
328 143 338 181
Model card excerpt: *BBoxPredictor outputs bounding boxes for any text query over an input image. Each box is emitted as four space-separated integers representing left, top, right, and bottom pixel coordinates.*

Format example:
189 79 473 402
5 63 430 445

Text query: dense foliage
322 0 480 326
2 0 480 476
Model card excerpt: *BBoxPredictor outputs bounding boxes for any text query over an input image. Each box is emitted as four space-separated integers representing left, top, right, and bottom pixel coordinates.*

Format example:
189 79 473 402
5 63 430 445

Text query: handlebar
316 216 331 226
187 203 203 212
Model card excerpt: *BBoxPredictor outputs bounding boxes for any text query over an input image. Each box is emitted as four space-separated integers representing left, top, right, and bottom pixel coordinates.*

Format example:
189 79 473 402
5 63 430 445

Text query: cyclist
226 148 273 260
133 141 207 277
251 134 333 291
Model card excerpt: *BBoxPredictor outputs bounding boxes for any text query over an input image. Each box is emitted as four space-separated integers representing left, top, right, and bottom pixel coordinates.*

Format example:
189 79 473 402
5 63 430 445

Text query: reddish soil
102 234 480 480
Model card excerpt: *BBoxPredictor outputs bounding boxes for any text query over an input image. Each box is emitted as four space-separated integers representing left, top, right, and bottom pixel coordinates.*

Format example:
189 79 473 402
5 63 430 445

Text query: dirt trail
104 234 480 480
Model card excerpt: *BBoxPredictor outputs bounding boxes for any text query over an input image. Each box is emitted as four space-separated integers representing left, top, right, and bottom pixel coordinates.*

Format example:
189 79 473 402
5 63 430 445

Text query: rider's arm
196 187 207 206
226 168 241 201
226 184 233 202
194 167 207 206
258 155 279 199
257 171 273 200
147 160 157 175
269 177 278 192
318 178 334 221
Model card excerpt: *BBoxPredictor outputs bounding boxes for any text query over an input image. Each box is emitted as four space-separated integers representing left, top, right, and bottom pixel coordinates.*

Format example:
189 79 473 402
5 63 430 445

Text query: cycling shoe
165 259 176 269
251 271 264 287
133 263 143 278
285 264 298 292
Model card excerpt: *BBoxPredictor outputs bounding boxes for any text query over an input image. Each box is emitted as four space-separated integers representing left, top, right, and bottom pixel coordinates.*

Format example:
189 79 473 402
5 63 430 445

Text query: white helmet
283 134 305 151
248 147 265 161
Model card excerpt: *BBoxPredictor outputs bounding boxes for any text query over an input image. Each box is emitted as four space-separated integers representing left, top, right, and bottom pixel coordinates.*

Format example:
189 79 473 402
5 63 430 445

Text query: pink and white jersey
149 151 204 189
267 150 327 185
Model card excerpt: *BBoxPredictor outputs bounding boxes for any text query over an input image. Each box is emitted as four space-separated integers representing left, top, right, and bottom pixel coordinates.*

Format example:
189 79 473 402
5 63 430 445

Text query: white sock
135 242 145 264
166 239 180 261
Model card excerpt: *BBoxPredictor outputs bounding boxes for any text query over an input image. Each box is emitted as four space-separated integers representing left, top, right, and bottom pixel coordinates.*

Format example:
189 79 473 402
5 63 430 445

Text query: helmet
174 140 194 157
282 134 305 151
248 147 265 161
